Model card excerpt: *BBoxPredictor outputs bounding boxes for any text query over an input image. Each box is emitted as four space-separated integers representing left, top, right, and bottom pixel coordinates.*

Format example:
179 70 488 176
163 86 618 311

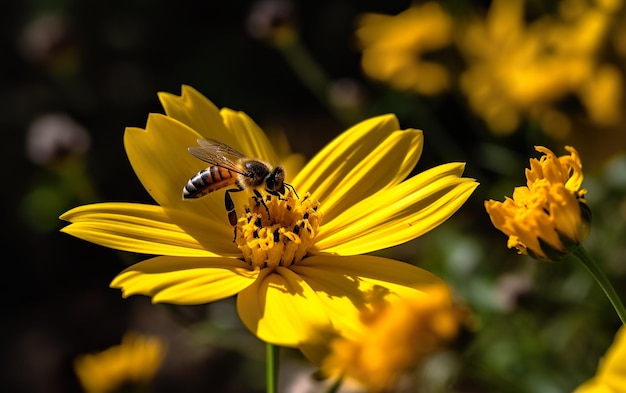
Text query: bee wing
196 138 248 158
188 139 247 175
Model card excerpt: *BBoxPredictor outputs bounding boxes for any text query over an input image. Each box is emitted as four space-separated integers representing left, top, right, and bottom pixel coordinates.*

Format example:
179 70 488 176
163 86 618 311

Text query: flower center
235 191 321 268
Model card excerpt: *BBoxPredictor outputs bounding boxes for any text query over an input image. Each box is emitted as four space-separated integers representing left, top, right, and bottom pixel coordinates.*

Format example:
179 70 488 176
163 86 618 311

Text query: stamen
235 190 321 268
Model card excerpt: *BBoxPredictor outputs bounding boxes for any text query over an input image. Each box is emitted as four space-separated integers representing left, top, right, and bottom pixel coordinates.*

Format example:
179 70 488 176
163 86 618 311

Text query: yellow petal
293 255 449 336
236 255 449 347
110 256 259 304
316 163 478 254
220 108 279 163
309 129 423 222
575 326 626 392
237 267 331 347
74 333 166 393
157 86 281 162
157 85 232 143
60 202 238 257
291 115 403 209
124 113 231 225
296 254 447 297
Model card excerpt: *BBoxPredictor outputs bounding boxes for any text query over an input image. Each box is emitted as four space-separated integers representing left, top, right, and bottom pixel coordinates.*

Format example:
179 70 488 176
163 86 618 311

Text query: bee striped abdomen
182 166 237 199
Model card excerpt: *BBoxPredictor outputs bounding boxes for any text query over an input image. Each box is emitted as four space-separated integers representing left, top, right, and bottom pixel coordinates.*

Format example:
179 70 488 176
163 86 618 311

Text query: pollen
235 191 322 268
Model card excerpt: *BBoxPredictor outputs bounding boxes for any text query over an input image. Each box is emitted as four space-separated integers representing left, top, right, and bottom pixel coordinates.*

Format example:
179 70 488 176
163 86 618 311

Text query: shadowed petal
237 255 449 347
316 163 478 255
294 254 452 364
60 203 239 256
237 267 332 347
111 256 259 304
291 254 451 361
294 254 448 302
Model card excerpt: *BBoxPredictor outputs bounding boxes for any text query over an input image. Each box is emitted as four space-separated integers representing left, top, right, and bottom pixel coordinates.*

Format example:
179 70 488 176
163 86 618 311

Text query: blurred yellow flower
304 286 466 392
60 86 478 347
578 64 624 127
457 0 623 136
485 145 590 261
574 325 626 393
355 2 453 95
74 333 166 393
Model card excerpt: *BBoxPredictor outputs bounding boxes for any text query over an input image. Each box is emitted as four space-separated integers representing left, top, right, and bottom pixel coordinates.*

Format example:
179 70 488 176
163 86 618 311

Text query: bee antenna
285 183 299 199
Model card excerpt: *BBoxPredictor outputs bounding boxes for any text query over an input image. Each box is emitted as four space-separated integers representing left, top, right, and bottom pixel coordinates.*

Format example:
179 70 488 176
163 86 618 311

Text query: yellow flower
355 2 453 95
60 85 478 347
577 64 624 127
574 325 626 393
74 333 166 393
303 286 466 392
457 0 622 135
485 145 590 261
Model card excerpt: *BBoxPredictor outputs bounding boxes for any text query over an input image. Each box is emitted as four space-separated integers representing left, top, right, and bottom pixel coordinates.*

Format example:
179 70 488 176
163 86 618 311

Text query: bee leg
253 189 271 221
267 189 283 201
225 185 245 227
268 183 298 202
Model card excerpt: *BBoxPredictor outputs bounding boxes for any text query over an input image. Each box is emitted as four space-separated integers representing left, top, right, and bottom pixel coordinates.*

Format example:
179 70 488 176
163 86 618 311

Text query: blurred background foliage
2 0 626 392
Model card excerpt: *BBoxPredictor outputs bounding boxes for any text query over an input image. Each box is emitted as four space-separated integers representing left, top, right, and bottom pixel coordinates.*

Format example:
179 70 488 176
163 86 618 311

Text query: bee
183 138 296 226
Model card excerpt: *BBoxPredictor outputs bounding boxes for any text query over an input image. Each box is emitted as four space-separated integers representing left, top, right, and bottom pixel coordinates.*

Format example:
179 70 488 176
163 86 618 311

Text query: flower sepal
531 236 578 263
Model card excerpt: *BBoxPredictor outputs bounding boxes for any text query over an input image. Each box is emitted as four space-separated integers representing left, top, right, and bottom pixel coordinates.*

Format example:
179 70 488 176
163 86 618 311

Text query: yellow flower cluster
355 2 453 95
74 333 166 393
485 146 590 260
307 286 466 392
575 326 626 392
356 0 624 136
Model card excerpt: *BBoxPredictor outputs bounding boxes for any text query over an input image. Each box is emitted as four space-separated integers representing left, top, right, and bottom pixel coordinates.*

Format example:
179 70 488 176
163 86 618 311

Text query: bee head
266 166 286 194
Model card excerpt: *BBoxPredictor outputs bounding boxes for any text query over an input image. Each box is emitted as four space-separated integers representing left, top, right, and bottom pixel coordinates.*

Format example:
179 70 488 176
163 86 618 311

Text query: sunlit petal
220 108 279 163
237 254 449 347
157 85 233 143
575 325 626 392
60 202 239 256
237 267 331 347
124 114 233 228
309 129 423 222
485 145 589 260
292 115 402 207
111 256 259 304
316 163 478 254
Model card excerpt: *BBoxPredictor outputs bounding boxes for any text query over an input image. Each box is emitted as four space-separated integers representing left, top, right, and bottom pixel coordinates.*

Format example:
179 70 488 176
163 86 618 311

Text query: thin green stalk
276 37 363 127
56 158 100 203
266 343 280 393
571 245 626 325
325 376 343 393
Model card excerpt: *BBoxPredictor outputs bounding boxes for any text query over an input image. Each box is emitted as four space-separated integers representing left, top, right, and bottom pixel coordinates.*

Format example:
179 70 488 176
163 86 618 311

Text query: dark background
2 0 625 392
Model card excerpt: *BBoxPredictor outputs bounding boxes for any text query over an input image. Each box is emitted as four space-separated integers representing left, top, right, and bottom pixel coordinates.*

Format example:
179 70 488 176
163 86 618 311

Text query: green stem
277 37 363 127
571 245 626 325
56 157 100 203
266 343 280 393
325 376 343 393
